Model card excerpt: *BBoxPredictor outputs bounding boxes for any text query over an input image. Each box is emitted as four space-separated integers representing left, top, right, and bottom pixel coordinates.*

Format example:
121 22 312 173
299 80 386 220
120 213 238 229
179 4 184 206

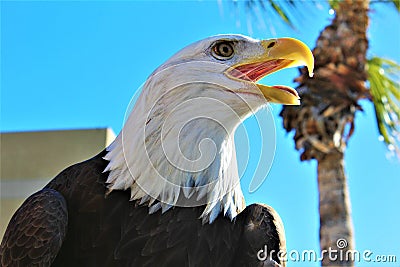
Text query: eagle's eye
212 41 234 60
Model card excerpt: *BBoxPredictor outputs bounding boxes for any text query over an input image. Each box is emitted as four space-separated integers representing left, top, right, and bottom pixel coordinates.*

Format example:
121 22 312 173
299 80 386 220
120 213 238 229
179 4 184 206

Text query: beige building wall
0 128 116 240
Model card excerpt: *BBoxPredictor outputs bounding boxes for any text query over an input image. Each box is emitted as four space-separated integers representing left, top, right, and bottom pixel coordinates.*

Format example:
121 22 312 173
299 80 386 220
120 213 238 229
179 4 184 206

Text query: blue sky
1 1 399 266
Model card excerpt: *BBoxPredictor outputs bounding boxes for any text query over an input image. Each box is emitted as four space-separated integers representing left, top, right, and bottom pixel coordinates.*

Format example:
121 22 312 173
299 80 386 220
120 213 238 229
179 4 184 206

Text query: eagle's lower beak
227 38 314 105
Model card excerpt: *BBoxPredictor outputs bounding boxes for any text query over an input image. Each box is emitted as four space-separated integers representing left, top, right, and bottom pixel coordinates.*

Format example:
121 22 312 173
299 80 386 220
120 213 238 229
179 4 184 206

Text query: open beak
226 38 314 105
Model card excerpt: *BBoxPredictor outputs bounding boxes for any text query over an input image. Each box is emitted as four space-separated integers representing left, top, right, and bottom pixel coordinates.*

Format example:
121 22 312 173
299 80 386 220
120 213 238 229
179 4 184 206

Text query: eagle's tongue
230 59 292 81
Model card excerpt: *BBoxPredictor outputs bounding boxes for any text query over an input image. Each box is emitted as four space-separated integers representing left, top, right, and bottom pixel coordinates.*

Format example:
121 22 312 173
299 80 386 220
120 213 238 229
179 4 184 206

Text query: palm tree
280 2 369 265
226 0 400 266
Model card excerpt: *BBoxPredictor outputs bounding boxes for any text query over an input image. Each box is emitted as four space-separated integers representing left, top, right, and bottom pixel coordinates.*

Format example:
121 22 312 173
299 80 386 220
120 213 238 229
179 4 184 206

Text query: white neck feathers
104 61 264 223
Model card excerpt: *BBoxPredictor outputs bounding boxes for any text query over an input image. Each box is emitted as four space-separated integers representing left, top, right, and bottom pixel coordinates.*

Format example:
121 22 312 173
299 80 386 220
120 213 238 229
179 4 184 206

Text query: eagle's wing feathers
0 188 68 267
234 203 286 267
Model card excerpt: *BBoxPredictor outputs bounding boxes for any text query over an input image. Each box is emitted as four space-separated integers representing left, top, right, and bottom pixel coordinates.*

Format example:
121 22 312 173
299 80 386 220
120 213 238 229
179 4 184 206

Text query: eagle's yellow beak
227 38 314 105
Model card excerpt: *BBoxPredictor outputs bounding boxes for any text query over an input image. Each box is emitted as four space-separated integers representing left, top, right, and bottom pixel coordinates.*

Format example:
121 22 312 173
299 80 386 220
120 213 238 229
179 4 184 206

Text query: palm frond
233 0 298 29
371 0 400 12
267 0 294 27
367 57 400 157
328 0 341 10
391 0 400 11
226 0 327 32
394 0 400 11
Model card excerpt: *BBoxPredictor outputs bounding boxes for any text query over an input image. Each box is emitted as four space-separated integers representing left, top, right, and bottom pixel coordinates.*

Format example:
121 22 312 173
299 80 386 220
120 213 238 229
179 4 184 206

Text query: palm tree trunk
318 150 354 266
280 0 370 266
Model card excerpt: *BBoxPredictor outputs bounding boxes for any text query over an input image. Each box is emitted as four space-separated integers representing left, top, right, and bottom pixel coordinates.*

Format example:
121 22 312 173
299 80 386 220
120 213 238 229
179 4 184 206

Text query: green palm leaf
234 0 399 29
229 0 302 29
371 0 400 12
367 57 400 156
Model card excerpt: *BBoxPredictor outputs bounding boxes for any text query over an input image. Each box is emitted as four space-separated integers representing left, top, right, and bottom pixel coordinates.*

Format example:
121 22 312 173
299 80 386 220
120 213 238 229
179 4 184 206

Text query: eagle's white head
104 34 313 223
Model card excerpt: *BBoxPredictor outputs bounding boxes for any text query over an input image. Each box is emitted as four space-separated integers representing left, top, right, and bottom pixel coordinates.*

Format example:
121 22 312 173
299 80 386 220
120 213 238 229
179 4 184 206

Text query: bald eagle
0 34 313 267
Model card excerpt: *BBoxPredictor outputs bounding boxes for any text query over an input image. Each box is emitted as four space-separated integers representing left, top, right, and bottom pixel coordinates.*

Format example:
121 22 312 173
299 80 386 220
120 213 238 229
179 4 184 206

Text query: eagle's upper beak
226 38 314 105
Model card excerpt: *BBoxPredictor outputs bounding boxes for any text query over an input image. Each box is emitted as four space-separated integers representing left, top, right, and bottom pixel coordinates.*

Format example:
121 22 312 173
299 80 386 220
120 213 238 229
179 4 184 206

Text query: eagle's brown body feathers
1 151 285 267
